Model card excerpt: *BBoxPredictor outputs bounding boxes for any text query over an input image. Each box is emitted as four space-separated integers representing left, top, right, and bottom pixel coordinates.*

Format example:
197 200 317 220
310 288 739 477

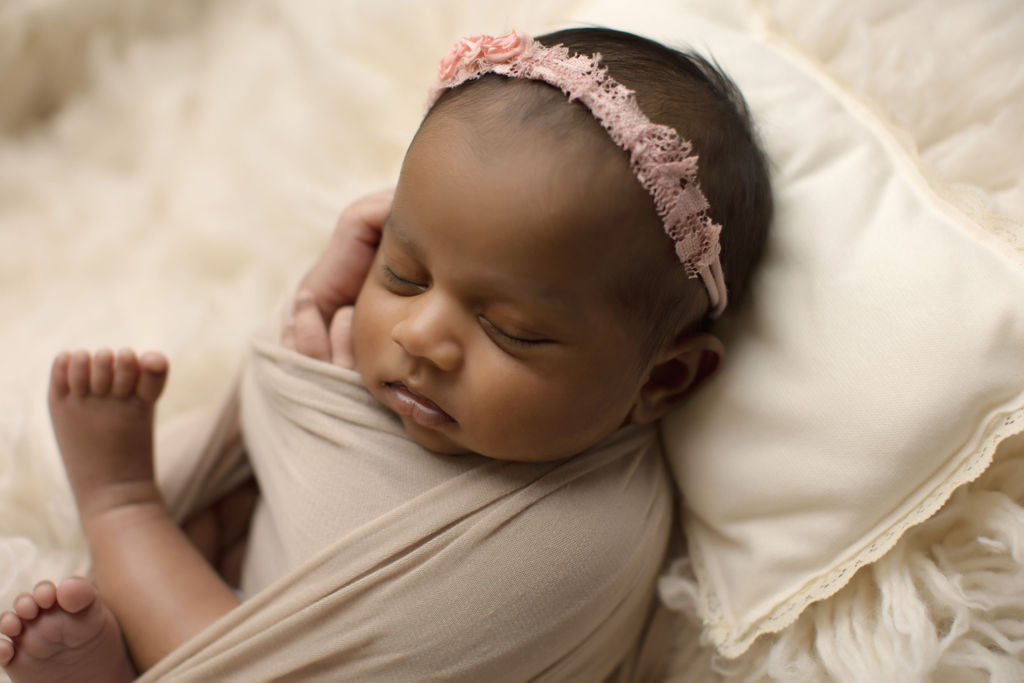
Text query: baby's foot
48 348 168 519
0 577 134 683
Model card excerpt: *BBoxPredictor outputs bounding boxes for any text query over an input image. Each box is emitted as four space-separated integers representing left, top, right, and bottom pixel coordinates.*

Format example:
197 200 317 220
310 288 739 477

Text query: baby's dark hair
431 28 772 355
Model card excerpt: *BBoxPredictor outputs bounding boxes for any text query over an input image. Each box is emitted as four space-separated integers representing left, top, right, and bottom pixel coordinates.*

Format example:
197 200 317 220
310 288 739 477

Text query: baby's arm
49 349 240 672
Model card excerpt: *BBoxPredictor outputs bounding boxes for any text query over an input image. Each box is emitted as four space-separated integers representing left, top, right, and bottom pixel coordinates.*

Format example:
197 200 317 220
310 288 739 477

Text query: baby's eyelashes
378 260 557 353
381 264 427 294
478 316 553 349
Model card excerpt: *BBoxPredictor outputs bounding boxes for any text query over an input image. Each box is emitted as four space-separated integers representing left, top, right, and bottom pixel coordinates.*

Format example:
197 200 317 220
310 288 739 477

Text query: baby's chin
398 415 475 457
394 410 580 463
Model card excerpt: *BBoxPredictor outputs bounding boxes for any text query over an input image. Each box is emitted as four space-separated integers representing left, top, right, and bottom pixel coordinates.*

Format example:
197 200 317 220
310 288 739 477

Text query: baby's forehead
409 116 631 236
428 77 622 162
430 94 644 207
408 81 674 275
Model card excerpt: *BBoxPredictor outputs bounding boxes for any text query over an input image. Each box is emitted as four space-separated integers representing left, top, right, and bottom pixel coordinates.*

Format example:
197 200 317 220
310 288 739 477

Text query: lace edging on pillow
679 407 1024 658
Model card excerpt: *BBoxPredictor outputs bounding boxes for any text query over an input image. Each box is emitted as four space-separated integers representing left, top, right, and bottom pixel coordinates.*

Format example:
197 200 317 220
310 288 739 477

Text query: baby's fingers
329 306 356 370
285 291 331 361
281 318 296 351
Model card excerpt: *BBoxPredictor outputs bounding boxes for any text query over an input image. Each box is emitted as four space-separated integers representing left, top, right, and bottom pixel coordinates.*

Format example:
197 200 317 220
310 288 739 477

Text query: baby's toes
54 578 97 616
135 352 169 404
49 352 72 400
0 610 23 639
13 593 40 621
31 581 57 611
110 349 140 398
89 349 115 396
67 350 92 397
0 636 13 666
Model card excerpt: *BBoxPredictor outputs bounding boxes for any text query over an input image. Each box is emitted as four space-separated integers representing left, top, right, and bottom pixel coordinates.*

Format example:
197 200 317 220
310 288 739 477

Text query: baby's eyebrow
489 276 581 326
382 217 424 261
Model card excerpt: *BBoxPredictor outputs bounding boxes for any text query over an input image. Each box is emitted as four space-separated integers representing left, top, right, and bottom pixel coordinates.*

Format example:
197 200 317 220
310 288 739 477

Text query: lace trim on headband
426 30 728 317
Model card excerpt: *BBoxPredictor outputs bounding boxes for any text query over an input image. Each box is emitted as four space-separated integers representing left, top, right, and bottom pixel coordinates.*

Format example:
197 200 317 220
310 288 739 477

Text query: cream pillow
607 7 1024 658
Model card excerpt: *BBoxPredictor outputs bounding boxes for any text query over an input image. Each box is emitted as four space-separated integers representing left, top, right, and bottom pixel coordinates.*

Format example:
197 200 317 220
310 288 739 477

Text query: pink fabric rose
438 35 486 81
481 30 532 62
437 31 533 81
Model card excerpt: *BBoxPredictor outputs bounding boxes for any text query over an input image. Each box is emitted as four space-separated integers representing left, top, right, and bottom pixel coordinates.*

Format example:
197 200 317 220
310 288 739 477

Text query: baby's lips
384 382 455 427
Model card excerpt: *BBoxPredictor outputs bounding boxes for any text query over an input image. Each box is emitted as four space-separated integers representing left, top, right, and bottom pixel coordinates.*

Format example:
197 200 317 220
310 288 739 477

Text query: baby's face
351 114 656 462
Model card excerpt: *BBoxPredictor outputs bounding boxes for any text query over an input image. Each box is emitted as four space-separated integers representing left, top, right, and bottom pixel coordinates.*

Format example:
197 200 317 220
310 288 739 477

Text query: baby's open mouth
383 382 455 427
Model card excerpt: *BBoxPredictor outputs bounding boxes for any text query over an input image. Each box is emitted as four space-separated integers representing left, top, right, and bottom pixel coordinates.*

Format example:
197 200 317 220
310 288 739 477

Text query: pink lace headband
426 30 727 317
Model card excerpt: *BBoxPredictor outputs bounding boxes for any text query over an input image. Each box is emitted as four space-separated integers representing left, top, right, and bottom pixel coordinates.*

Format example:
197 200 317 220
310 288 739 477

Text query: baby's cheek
474 380 576 460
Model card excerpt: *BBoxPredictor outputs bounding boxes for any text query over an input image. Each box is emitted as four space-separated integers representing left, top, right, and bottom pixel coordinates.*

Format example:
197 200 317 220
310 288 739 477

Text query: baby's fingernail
295 290 314 306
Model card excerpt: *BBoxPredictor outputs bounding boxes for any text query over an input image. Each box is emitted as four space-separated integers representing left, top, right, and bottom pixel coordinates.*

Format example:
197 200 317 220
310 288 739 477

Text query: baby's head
352 28 771 462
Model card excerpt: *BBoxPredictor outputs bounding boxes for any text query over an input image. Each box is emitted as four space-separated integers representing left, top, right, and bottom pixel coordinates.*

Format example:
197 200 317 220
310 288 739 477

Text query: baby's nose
391 295 463 372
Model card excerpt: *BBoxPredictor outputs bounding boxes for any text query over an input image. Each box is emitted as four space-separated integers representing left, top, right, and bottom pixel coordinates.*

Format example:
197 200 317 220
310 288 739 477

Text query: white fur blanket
1 0 1022 680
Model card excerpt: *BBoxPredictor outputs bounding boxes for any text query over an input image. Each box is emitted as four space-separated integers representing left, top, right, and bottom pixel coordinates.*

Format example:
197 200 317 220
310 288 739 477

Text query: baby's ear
629 332 724 425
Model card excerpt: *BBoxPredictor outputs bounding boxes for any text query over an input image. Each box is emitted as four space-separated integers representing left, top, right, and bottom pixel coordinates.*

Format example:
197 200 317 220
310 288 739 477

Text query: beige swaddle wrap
147 316 677 681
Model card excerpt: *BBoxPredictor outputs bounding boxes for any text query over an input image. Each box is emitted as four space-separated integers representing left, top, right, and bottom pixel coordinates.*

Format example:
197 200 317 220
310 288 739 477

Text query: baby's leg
182 476 259 588
48 349 240 671
0 578 134 683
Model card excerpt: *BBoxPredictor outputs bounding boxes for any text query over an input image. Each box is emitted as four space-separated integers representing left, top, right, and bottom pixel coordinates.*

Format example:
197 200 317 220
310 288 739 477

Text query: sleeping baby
0 27 771 681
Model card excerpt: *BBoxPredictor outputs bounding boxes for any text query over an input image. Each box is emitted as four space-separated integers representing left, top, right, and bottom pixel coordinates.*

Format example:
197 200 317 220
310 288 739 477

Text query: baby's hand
328 306 356 369
300 189 392 323
280 190 391 369
282 290 356 369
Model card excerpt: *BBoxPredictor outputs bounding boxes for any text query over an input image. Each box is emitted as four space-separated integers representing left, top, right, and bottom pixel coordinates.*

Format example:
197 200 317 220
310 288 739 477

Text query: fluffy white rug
1 0 1021 680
